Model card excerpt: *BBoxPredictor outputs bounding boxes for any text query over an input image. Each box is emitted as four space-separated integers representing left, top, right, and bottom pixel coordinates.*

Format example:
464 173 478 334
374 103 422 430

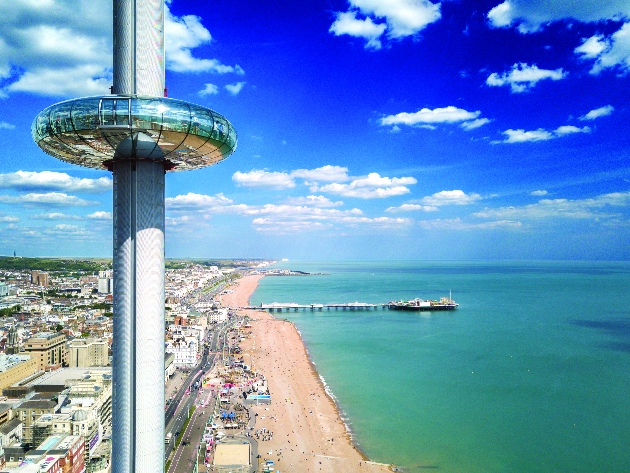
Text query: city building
0 354 38 394
14 400 58 446
68 339 108 368
0 418 22 447
97 278 111 295
8 434 85 473
164 353 175 383
6 325 19 355
30 271 50 287
23 333 67 370
207 308 229 324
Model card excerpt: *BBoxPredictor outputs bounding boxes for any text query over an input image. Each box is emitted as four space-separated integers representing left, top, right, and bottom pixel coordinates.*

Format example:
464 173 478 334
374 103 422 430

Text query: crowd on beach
253 427 274 442
218 273 393 473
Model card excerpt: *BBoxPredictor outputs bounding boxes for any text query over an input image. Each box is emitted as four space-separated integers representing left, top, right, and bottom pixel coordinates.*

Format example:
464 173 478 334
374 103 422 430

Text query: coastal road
165 324 224 459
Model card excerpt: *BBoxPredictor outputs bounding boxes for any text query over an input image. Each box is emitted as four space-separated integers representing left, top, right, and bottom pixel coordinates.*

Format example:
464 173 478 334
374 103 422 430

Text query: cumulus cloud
487 0 630 33
460 118 491 130
225 82 246 95
166 192 233 211
330 0 441 49
0 192 97 206
33 212 80 220
164 4 244 74
575 24 630 75
232 166 352 189
385 203 438 212
473 191 630 220
290 165 350 182
486 63 566 93
251 211 412 233
555 125 591 136
232 170 295 189
381 106 484 129
494 125 590 143
0 0 242 97
312 173 417 199
283 196 344 207
579 105 615 121
86 211 112 220
165 192 411 233
198 83 219 96
329 11 387 50
420 190 481 206
0 122 16 130
0 171 111 193
419 218 522 230
530 190 548 196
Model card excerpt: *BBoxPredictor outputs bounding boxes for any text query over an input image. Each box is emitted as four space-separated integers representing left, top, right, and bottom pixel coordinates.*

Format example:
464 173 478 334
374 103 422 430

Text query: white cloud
166 192 233 211
0 0 242 98
86 211 111 220
419 218 522 230
313 172 417 199
486 63 566 93
487 0 630 33
498 128 553 143
33 212 80 220
575 35 608 59
0 122 16 130
7 65 111 97
385 203 438 212
330 0 441 49
232 170 295 189
164 5 243 74
579 105 615 121
251 211 412 233
576 23 630 75
381 106 482 127
0 192 97 206
198 83 219 96
283 196 344 207
290 165 350 182
225 82 246 95
460 118 491 130
329 11 387 50
473 191 630 220
0 171 111 193
555 125 591 136
494 125 589 143
0 215 18 222
420 190 481 206
530 190 548 196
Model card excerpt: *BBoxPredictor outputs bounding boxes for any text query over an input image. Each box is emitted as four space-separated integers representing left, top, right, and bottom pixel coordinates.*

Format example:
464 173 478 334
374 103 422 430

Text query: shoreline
221 274 392 472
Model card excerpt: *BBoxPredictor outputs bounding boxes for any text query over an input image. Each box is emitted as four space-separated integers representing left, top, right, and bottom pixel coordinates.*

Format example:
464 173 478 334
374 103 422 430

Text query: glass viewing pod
32 95 237 171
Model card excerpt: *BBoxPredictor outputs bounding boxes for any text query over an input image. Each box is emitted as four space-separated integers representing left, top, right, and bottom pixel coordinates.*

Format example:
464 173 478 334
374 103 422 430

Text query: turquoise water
250 261 630 473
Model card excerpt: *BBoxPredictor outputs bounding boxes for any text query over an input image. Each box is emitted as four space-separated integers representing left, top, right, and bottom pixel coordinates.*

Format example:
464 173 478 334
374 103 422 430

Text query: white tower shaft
111 2 166 473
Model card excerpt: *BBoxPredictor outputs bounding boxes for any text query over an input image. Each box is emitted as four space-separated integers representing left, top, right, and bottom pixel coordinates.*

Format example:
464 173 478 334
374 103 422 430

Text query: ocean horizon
250 260 630 473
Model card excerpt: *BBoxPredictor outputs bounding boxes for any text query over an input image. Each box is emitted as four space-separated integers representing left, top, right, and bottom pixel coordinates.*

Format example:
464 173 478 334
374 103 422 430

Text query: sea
249 261 630 473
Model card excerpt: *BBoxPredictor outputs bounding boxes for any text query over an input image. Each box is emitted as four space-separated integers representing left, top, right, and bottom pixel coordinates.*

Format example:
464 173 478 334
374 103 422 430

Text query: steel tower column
112 1 166 473
33 2 236 471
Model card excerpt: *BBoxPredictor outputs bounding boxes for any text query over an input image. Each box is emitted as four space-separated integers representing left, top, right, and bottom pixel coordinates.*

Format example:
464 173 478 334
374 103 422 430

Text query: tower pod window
99 98 131 128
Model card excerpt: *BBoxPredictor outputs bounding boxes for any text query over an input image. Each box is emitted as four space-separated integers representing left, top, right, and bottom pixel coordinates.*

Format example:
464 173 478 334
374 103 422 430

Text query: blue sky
0 0 629 260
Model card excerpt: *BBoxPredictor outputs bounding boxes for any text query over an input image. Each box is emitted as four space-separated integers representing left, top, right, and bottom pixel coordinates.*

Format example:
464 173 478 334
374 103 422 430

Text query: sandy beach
221 275 392 473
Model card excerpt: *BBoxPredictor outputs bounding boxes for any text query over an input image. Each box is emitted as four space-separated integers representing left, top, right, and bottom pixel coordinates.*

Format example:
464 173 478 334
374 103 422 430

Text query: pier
245 302 385 312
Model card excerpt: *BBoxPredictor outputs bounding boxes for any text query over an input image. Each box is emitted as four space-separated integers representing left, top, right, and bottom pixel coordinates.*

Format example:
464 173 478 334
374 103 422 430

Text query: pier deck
244 302 384 311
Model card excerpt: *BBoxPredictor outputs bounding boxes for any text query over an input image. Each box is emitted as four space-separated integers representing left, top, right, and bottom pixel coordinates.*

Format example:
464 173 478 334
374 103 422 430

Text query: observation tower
31 1 237 472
